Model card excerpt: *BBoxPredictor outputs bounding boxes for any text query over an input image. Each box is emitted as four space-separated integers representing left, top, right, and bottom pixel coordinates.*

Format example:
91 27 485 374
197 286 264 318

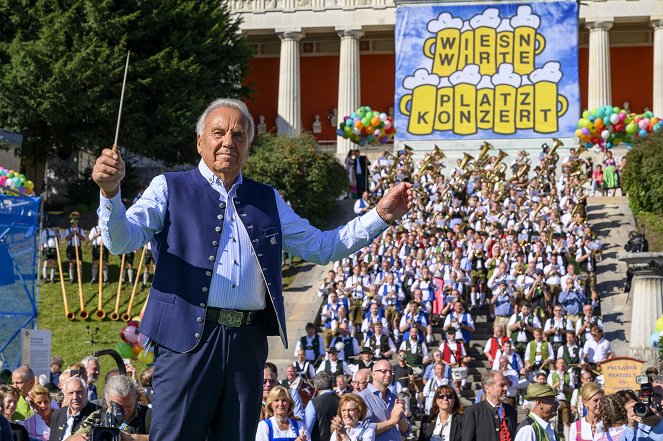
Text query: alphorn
95 239 106 319
73 234 88 319
54 235 74 320
110 254 126 321
122 246 146 322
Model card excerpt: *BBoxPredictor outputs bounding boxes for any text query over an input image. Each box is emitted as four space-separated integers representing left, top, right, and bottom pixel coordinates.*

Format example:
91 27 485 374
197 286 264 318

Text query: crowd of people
258 144 661 440
0 356 152 440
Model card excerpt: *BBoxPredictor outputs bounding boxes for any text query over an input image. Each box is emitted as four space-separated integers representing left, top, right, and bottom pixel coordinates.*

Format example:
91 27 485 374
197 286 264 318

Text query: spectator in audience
18 384 52 440
0 386 17 423
305 372 339 441
49 376 99 441
256 386 308 441
11 366 35 420
359 360 410 441
330 393 374 441
419 385 463 441
80 356 100 402
569 382 605 441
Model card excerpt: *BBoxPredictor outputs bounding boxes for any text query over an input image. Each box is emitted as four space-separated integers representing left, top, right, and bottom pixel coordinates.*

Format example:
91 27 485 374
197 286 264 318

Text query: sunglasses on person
374 369 393 375
436 393 455 400
263 378 277 385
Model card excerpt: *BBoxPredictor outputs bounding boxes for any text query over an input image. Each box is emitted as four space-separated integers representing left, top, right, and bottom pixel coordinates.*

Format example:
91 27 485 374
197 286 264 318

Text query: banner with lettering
394 1 579 141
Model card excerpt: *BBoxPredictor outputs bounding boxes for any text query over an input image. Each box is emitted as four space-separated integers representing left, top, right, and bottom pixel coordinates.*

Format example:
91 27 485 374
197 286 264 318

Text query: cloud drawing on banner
477 75 494 90
469 8 501 29
510 5 541 29
427 12 464 32
492 64 522 88
439 77 452 88
403 68 440 90
449 64 482 86
530 61 563 84
497 18 513 33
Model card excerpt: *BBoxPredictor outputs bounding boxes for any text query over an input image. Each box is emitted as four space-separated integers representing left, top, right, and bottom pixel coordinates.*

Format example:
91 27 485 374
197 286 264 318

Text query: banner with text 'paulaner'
394 1 579 141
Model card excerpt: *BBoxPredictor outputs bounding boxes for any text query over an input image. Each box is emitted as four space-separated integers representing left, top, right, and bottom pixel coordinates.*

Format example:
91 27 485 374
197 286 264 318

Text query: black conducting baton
112 50 130 153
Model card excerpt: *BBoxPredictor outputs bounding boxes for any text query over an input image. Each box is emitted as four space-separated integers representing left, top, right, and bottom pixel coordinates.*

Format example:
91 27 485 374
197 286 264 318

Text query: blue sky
394 1 579 141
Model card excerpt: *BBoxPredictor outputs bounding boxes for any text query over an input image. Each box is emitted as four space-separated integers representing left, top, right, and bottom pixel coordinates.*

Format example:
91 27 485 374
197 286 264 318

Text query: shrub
245 133 348 226
622 131 663 214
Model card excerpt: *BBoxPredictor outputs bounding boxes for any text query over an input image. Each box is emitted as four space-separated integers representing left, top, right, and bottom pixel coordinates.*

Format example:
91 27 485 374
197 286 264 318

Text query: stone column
586 20 613 110
336 27 363 155
276 29 304 137
652 19 663 116
629 271 663 364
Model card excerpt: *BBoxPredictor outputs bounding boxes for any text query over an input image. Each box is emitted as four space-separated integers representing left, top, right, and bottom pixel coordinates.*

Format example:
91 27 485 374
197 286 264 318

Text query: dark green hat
524 383 557 400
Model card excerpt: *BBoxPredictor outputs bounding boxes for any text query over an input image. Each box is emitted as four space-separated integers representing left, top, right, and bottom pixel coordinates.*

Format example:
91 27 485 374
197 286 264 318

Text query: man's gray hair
313 372 334 391
13 366 35 381
481 370 503 388
196 98 255 144
63 376 87 392
81 355 99 368
104 375 140 401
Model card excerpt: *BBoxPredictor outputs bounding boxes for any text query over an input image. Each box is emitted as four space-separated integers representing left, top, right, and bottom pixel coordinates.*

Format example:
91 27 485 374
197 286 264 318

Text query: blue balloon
336 129 344 137
639 129 648 138
650 332 660 347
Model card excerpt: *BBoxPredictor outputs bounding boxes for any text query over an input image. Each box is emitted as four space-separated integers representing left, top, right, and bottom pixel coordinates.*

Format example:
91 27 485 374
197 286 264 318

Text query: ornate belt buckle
218 310 242 327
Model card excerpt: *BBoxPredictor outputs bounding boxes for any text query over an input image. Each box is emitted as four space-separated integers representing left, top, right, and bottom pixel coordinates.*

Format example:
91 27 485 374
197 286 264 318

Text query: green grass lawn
37 240 302 389
635 212 663 252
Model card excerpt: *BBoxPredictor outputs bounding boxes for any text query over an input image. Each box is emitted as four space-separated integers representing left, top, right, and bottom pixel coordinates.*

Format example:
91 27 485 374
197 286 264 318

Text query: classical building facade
231 0 662 154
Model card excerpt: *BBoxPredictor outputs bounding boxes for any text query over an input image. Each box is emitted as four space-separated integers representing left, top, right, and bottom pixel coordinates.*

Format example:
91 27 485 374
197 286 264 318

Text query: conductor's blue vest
139 170 286 353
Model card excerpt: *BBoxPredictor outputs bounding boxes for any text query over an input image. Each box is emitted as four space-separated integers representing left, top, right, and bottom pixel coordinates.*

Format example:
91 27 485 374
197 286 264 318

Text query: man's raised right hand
92 148 125 199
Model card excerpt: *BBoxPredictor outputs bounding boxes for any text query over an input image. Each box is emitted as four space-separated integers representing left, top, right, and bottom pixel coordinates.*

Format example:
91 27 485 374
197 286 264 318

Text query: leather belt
206 307 258 327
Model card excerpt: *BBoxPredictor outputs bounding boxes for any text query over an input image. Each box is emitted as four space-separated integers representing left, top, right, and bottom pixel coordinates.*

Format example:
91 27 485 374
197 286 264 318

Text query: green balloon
117 342 134 359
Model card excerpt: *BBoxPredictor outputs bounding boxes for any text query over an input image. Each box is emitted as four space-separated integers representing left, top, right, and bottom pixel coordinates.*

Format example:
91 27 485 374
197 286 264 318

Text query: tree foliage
622 131 663 214
245 134 348 227
0 0 252 188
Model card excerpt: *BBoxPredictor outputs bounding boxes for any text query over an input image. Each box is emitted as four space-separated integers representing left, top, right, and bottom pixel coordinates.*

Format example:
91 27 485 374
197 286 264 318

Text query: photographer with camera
69 375 151 441
623 375 663 440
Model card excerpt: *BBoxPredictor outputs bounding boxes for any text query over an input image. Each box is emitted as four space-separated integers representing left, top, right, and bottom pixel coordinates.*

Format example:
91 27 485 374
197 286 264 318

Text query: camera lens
633 401 652 418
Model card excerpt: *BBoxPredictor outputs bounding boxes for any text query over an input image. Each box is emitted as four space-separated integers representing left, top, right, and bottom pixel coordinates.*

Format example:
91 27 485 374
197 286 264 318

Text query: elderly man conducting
92 98 412 441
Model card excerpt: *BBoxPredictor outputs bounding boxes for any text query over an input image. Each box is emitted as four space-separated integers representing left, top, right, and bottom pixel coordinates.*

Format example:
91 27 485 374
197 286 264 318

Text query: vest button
194 333 201 339
200 303 206 308
208 256 215 262
197 317 203 323
205 271 212 277
212 241 218 247
219 202 226 209
217 214 224 220
202 287 208 292
215 226 221 232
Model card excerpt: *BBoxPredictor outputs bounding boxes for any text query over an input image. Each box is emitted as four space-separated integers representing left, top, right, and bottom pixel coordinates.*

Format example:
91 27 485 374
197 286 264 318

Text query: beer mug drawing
476 75 494 131
449 64 481 135
458 21 474 71
470 8 501 76
434 77 454 132
424 13 464 78
492 64 522 135
516 75 535 130
531 61 568 133
510 5 546 75
496 19 514 66
399 68 440 136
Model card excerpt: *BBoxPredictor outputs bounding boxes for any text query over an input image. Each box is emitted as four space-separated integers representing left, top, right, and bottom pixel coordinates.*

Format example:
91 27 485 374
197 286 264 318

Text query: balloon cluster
0 166 34 194
576 107 663 150
337 106 396 146
117 320 155 365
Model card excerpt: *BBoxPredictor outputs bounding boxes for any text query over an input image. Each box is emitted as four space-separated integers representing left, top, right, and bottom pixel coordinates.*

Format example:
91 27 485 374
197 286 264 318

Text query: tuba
459 153 474 171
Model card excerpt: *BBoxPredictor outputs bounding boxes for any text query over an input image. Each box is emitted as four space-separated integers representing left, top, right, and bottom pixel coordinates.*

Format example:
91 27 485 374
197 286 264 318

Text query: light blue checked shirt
98 160 388 310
